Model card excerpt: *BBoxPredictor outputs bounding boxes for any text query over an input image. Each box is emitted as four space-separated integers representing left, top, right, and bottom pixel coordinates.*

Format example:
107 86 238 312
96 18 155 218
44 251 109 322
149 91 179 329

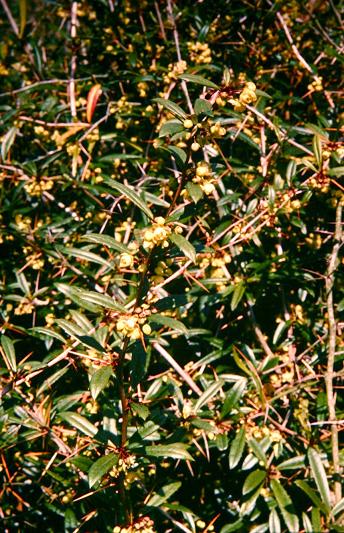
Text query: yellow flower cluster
137 82 148 97
230 82 257 112
23 246 45 270
118 253 135 269
142 217 172 251
113 516 156 533
245 423 283 443
115 219 136 243
163 60 187 84
151 259 173 284
308 76 323 92
188 42 212 64
210 122 226 137
0 63 9 75
116 307 151 340
34 125 50 137
109 454 138 479
14 299 34 315
193 162 217 195
24 177 54 197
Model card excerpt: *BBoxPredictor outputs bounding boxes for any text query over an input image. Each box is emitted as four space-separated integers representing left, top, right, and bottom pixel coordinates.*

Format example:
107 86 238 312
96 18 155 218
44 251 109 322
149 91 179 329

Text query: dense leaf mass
0 1 343 532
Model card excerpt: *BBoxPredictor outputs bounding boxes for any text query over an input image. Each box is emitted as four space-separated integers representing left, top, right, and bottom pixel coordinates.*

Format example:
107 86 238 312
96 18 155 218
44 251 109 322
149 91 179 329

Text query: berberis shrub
0 1 343 531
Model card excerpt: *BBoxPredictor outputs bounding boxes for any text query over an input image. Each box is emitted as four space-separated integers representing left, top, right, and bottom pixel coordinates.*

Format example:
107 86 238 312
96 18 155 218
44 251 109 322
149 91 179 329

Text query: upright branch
325 199 343 504
69 2 78 119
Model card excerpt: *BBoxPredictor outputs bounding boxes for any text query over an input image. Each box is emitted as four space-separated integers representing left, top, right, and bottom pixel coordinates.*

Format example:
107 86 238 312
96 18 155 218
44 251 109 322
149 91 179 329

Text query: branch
325 199 343 504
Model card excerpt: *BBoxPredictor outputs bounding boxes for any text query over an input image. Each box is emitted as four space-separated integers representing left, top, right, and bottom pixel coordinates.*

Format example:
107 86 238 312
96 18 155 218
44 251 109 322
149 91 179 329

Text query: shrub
0 1 343 531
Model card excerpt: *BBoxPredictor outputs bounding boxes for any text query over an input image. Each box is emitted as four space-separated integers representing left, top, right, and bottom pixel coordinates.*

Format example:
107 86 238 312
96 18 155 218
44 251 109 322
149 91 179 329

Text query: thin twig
152 342 202 396
69 2 78 119
325 199 343 504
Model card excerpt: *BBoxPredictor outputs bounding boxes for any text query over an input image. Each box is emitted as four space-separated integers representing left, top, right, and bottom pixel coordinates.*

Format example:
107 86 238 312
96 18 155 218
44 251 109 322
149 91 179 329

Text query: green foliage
0 0 343 532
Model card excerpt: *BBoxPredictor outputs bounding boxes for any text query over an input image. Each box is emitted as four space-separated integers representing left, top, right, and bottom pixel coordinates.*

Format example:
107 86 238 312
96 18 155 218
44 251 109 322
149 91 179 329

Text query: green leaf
220 519 244 533
194 98 213 116
230 281 246 311
130 402 150 420
215 433 229 451
247 437 267 467
328 166 344 176
64 508 78 530
311 508 321 533
90 366 113 400
186 182 203 203
166 145 187 166
77 290 126 312
81 233 130 254
312 135 322 167
56 319 105 352
105 179 154 219
153 98 187 120
229 427 246 469
148 314 188 334
159 120 184 138
332 497 344 517
1 127 18 161
37 366 69 395
59 412 98 437
269 509 281 533
169 233 196 263
145 481 181 507
57 246 113 269
302 512 313 533
307 448 331 512
294 480 328 514
144 443 193 461
221 379 246 418
243 469 266 495
277 455 305 470
194 380 224 412
1 335 17 372
30 326 66 343
88 453 118 488
178 73 219 89
270 479 299 533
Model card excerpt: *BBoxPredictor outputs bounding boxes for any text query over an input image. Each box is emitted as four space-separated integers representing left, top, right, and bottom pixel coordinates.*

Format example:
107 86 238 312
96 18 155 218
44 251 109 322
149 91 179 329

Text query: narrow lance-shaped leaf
88 453 118 488
57 246 113 269
105 178 154 219
153 97 187 120
229 427 246 469
242 469 266 495
178 73 219 89
295 480 328 513
1 127 18 161
144 443 193 461
77 290 126 312
221 379 246 418
194 380 224 412
307 448 331 512
90 366 113 400
86 84 102 123
169 233 196 263
148 314 188 334
81 233 130 254
145 481 182 507
312 135 322 167
59 412 98 437
1 335 17 372
270 479 299 533
269 509 281 533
